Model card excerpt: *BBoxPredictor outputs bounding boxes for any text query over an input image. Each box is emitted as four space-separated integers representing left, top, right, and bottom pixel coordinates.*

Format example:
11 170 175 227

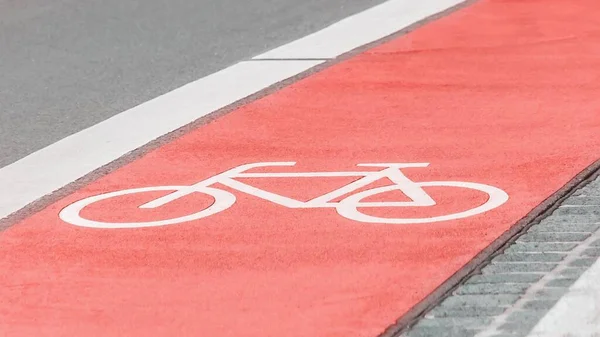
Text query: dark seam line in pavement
250 58 332 61
381 158 600 337
0 0 476 233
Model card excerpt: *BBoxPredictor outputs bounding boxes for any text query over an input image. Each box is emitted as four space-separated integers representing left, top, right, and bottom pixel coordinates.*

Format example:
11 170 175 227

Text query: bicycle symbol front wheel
59 186 236 228
335 181 509 224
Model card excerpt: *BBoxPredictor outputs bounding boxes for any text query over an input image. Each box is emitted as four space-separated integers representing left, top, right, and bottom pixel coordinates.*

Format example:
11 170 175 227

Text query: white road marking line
527 257 600 337
253 0 465 60
0 0 465 222
560 205 600 207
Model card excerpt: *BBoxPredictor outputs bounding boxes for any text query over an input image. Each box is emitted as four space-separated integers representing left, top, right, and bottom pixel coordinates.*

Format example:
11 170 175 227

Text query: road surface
1 1 600 337
0 0 386 167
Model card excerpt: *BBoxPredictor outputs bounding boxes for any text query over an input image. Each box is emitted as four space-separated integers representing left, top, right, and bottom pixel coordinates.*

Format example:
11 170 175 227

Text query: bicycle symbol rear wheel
59 186 236 228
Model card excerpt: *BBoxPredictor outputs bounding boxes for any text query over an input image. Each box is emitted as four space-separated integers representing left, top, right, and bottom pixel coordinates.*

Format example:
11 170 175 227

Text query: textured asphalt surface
403 173 600 337
0 0 386 168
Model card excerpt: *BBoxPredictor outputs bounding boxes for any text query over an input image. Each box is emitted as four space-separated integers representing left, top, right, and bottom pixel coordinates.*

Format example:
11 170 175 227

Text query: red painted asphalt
2 0 600 336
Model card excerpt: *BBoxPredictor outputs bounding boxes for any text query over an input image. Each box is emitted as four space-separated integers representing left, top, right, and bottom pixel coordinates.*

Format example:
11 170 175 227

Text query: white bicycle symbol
59 162 509 229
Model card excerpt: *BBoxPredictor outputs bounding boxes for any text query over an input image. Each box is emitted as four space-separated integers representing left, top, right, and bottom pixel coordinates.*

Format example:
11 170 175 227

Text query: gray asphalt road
0 0 386 168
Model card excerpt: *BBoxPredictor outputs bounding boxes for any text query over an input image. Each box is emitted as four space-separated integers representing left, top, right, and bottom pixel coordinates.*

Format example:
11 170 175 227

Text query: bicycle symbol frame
59 162 509 228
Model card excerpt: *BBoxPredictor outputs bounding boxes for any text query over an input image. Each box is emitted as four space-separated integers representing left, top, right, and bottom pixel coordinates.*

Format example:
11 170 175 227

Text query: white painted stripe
527 258 600 337
0 0 464 221
253 0 465 60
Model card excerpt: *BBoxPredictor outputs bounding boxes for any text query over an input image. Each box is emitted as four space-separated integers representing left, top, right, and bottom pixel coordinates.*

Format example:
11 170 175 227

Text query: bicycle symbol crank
59 162 509 228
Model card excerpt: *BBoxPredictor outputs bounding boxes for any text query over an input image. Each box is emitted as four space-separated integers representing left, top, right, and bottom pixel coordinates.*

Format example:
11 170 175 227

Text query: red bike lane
2 0 600 336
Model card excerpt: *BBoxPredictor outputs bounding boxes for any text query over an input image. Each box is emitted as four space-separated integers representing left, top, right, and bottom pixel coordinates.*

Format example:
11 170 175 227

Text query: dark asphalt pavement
0 0 386 167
